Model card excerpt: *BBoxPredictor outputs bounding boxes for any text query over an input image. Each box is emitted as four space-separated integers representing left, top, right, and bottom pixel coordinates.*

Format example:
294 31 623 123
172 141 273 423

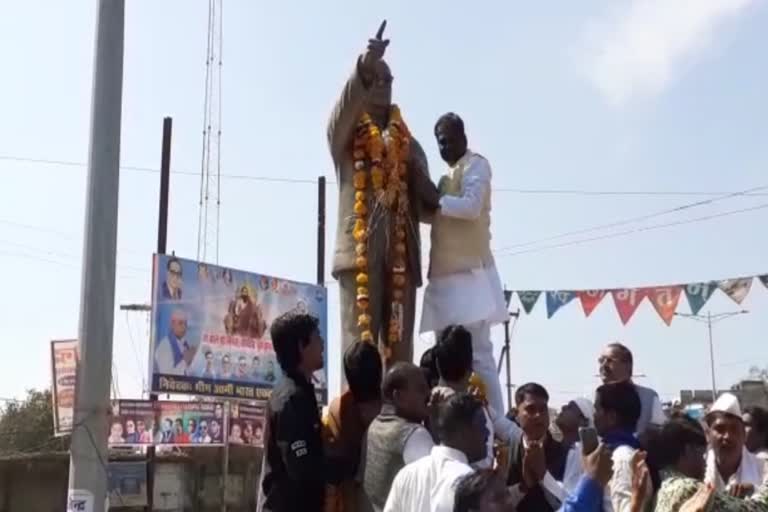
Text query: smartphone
579 426 599 455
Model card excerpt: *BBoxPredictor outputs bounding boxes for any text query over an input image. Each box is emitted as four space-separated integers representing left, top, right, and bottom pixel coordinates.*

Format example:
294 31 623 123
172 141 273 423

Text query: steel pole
707 311 718 399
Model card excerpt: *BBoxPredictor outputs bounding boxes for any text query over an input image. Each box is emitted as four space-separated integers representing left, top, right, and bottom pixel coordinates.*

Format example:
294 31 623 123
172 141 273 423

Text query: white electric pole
675 309 749 400
66 1 125 511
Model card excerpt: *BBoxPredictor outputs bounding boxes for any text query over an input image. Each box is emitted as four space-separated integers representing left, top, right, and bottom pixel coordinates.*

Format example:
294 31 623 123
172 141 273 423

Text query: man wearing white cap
555 398 595 494
556 398 595 449
705 392 766 494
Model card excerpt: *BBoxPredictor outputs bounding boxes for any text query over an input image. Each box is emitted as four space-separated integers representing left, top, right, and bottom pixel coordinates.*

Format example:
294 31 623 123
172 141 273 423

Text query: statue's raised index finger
375 20 387 40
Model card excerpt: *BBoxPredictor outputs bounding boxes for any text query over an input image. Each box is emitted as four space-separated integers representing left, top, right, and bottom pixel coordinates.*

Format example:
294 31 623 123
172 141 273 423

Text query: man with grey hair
154 309 196 376
598 342 664 435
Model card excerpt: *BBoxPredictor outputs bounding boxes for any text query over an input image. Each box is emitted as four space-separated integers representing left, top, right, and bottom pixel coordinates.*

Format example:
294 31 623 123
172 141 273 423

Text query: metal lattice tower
197 0 223 263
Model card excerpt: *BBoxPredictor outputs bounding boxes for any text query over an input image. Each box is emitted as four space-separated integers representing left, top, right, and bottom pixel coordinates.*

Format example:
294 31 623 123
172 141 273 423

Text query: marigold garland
351 105 411 360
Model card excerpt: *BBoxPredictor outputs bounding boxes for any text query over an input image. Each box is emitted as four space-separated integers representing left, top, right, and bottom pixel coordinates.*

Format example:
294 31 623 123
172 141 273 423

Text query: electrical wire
4 154 768 196
125 312 148 393
0 239 148 273
0 248 145 281
494 184 768 253
495 202 768 258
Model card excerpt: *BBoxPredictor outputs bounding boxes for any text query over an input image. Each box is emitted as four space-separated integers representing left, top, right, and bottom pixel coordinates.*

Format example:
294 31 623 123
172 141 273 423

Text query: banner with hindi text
149 254 328 403
229 402 266 447
513 272 765 325
109 399 227 447
51 339 78 436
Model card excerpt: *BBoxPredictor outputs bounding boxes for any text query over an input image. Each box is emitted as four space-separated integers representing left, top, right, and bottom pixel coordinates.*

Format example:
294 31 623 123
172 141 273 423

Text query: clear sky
1 1 767 406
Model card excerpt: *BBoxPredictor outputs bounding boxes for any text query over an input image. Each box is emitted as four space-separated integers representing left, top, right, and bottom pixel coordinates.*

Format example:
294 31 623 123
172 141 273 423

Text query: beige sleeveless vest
429 152 492 278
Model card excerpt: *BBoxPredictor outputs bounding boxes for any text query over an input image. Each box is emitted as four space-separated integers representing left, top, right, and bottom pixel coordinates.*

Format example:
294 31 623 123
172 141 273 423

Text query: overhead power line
3 154 767 197
494 184 768 253
494 202 768 258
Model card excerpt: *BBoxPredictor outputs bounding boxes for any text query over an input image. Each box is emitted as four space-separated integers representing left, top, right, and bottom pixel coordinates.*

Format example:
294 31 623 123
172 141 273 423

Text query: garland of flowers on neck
351 105 411 360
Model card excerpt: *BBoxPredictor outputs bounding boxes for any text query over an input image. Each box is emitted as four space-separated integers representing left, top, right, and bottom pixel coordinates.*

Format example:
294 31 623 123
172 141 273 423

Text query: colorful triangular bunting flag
612 288 647 325
517 291 541 315
684 282 716 315
546 291 576 319
578 290 607 317
647 286 682 326
718 278 753 304
758 275 768 290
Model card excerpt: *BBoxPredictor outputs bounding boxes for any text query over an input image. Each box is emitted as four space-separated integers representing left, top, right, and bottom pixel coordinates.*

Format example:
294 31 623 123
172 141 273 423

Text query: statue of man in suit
327 21 439 379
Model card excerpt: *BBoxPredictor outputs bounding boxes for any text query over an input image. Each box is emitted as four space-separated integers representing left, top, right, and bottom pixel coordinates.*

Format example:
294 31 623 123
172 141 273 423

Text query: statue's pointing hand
362 20 389 74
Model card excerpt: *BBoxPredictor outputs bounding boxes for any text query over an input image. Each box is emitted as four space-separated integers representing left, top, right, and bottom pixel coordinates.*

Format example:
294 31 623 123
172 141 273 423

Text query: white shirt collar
451 150 474 171
432 445 469 465
522 434 547 448
706 448 765 490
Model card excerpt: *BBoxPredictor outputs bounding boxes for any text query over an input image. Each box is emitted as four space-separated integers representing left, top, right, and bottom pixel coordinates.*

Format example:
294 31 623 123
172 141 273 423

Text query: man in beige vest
421 113 508 418
327 21 439 380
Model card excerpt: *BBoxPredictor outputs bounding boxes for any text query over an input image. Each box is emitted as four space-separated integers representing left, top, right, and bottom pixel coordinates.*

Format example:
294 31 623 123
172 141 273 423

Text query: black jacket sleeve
275 392 325 506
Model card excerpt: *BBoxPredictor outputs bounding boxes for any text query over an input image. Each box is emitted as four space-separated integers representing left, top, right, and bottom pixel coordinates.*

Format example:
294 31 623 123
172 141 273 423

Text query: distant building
678 379 768 412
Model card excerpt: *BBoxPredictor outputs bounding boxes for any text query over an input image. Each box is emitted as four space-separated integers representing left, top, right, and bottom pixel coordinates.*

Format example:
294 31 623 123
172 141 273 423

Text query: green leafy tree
0 389 69 454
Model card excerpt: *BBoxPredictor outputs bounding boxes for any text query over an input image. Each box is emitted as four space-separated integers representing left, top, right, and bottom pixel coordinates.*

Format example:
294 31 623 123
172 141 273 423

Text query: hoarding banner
51 339 78 436
229 402 266 447
149 254 328 403
109 399 227 447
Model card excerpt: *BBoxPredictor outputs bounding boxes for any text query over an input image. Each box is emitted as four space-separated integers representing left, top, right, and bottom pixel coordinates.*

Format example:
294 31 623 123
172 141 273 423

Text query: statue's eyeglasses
374 75 394 87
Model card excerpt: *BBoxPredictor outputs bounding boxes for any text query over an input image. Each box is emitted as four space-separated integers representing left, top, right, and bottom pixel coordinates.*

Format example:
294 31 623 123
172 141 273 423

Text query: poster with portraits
51 339 78 436
149 254 328 403
109 400 227 447
228 402 266 448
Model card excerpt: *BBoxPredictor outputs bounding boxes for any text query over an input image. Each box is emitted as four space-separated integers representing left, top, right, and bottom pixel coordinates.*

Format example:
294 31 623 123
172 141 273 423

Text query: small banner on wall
512 273 764 325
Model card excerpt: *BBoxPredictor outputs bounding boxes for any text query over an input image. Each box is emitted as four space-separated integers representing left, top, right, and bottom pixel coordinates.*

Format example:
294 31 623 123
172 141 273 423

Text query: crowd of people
257 311 768 512
252 21 768 512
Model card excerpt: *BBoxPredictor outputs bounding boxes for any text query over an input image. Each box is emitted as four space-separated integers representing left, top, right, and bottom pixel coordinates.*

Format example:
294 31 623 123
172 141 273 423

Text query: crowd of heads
263 308 768 511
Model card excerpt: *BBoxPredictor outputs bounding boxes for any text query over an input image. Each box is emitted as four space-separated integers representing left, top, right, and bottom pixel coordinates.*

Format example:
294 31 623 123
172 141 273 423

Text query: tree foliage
0 389 69 454
748 366 768 382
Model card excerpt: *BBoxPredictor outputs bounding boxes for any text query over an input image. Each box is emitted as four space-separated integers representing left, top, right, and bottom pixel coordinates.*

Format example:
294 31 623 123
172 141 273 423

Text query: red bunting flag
646 286 682 325
611 288 647 325
578 290 607 317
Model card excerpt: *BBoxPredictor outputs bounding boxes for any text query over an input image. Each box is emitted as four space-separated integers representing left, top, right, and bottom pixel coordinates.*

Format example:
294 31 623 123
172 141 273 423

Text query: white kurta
154 335 189 376
383 445 474 512
705 447 766 492
421 151 508 416
420 153 507 334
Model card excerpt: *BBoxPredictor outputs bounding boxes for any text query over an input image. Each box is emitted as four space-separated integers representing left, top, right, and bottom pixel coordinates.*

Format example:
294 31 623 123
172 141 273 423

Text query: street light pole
675 310 749 400
707 311 717 398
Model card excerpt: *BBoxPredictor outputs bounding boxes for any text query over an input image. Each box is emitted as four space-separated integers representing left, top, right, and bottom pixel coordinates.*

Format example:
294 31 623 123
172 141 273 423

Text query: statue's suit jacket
327 59 439 287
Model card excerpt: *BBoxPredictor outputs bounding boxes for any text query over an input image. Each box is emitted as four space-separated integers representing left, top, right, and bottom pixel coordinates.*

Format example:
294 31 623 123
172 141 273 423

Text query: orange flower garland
352 105 411 360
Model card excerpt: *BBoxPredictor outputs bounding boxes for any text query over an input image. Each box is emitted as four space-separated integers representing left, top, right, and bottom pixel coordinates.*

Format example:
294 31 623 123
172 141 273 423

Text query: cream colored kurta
420 150 507 334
